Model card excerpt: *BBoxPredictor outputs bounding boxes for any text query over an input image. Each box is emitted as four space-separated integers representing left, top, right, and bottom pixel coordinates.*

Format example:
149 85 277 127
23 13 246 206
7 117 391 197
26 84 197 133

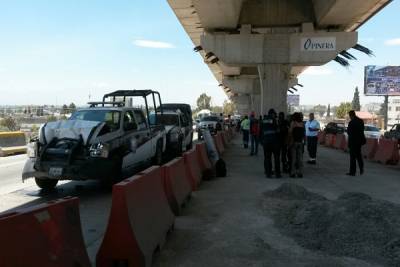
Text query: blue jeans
250 135 259 155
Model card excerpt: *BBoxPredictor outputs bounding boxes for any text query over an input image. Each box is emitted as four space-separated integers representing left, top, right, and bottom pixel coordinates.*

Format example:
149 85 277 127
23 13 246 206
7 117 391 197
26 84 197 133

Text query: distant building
388 97 400 127
362 102 381 114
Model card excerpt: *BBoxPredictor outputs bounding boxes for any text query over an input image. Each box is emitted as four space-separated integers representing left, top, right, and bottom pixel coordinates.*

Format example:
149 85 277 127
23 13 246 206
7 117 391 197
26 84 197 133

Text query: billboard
364 65 400 96
287 94 300 106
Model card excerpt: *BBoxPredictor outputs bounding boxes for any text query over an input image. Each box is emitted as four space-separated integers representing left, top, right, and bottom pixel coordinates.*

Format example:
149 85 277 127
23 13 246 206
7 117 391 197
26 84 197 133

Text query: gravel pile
264 183 400 266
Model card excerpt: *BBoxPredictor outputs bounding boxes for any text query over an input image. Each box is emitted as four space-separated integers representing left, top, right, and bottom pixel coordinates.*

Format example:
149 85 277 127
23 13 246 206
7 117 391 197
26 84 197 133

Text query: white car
364 124 381 139
197 115 222 139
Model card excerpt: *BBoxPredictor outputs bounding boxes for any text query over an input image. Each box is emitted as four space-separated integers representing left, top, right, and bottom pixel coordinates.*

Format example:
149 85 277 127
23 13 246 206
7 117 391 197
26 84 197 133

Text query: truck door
133 110 153 160
121 110 148 169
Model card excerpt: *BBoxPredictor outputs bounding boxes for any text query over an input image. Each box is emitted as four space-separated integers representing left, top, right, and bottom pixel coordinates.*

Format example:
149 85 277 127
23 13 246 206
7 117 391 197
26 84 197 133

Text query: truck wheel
153 143 163 165
103 155 123 187
176 139 183 156
35 177 58 190
186 134 193 150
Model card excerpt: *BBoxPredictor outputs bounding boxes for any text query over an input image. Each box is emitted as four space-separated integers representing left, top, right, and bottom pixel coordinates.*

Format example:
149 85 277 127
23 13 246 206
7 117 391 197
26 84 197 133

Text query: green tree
223 100 236 115
352 86 361 111
196 93 212 111
0 117 18 131
313 105 327 117
47 115 57 122
61 104 68 115
335 102 352 119
68 103 77 113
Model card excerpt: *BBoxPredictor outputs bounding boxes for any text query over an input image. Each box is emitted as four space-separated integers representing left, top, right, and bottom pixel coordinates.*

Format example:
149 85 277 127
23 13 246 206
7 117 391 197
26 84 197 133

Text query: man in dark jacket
346 110 366 176
260 109 281 178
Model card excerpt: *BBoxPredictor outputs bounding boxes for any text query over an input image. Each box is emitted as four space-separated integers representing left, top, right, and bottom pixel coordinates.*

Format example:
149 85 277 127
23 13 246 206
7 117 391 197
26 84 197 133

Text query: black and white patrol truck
22 90 167 190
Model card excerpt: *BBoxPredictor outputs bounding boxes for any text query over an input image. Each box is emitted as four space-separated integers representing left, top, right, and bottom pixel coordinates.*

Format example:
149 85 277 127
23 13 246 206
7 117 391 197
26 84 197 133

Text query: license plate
49 167 63 177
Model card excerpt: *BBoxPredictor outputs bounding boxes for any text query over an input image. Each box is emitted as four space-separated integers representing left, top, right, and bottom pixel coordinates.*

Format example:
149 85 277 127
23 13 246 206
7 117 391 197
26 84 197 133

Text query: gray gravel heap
264 183 400 266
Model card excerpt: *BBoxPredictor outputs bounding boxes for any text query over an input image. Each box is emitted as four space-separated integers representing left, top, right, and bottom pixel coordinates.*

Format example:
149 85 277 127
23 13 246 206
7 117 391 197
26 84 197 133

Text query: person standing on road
288 112 306 178
241 115 250 148
260 109 281 178
278 112 290 172
346 110 366 176
249 112 260 156
305 113 320 164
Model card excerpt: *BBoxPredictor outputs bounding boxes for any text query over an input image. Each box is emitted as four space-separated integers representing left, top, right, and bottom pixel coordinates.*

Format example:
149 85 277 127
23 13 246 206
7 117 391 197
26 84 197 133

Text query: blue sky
0 0 398 107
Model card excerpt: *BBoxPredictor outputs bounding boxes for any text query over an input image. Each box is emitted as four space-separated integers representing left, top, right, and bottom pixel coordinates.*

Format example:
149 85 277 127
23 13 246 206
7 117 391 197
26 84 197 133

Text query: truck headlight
27 142 38 158
89 143 109 158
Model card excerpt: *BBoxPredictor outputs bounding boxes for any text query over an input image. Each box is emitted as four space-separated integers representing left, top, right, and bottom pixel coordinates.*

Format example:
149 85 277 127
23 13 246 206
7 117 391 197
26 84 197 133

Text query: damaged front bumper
22 157 115 181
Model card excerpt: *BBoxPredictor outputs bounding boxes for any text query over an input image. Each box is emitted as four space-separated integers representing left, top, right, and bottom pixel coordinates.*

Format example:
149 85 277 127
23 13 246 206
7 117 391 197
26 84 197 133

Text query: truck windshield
70 110 121 130
149 114 179 126
201 116 219 122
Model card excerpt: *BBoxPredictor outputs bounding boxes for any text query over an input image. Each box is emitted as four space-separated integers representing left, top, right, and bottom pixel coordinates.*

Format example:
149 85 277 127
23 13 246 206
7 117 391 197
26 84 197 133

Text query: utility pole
384 95 389 130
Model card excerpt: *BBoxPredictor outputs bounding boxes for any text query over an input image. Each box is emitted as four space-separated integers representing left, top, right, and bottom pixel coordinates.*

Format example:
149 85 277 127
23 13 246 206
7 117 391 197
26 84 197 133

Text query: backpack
215 158 227 177
250 119 260 135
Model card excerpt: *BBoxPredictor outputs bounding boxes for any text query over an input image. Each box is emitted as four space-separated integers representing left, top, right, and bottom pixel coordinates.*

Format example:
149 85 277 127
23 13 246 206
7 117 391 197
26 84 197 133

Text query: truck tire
186 133 193 150
35 177 58 190
153 142 163 165
102 155 123 187
176 138 183 156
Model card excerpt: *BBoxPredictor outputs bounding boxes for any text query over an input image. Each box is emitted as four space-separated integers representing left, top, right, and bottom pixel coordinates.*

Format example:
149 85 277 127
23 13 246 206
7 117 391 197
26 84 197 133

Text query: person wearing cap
305 113 320 164
260 109 281 178
249 111 260 156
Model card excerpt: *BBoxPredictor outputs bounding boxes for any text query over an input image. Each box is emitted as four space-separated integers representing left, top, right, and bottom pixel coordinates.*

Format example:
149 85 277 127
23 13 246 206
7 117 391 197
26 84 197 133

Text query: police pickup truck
22 90 167 190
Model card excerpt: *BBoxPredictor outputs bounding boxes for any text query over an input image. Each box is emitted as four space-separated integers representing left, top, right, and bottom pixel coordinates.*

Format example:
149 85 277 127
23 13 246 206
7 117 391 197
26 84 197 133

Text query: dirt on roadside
263 183 400 266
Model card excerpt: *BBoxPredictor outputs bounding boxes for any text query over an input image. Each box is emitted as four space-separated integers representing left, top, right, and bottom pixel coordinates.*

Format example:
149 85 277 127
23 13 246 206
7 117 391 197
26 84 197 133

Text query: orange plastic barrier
196 142 212 172
334 134 347 151
326 134 337 148
318 131 325 145
97 166 174 267
0 197 90 267
213 133 225 155
162 157 192 215
183 148 202 191
221 131 228 146
362 138 378 160
373 139 400 165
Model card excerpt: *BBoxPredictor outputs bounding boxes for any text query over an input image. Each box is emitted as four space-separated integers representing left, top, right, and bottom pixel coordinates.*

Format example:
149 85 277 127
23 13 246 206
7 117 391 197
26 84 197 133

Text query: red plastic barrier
213 133 225 155
373 139 400 165
97 166 175 267
324 134 336 148
221 131 227 146
334 134 347 151
196 142 212 172
362 138 378 160
162 157 192 215
183 148 202 191
318 131 325 145
0 197 90 267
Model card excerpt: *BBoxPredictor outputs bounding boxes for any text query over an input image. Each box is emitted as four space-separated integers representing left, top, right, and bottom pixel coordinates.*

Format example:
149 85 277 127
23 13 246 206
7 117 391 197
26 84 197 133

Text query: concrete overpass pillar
258 64 289 115
231 95 251 116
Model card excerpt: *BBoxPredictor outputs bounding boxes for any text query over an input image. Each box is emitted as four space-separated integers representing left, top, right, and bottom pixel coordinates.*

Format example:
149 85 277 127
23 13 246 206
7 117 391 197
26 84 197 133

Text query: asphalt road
0 154 35 196
0 133 200 264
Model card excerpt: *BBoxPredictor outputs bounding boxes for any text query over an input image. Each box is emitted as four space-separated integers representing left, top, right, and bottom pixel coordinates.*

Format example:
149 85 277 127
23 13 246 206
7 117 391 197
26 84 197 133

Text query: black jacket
260 115 278 144
347 116 366 148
